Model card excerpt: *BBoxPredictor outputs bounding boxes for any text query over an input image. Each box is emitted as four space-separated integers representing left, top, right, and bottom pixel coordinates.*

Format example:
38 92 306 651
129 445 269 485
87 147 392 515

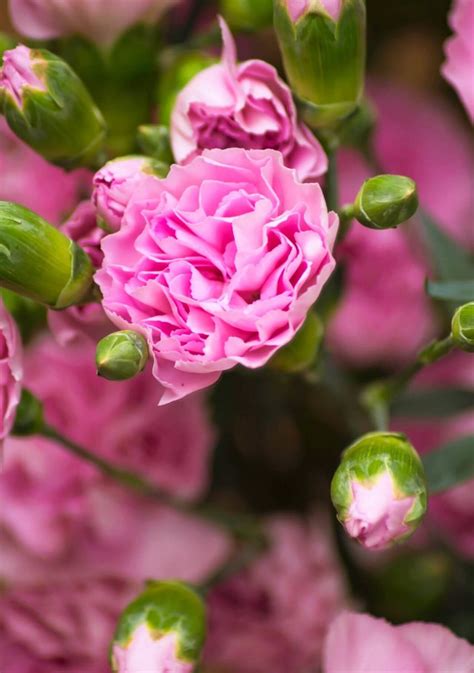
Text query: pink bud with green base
331 432 427 550
111 581 206 673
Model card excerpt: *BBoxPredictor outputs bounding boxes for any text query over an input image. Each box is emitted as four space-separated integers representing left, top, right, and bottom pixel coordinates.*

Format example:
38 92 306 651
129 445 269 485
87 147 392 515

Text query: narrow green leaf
393 389 474 418
426 280 474 303
420 211 474 282
423 435 474 493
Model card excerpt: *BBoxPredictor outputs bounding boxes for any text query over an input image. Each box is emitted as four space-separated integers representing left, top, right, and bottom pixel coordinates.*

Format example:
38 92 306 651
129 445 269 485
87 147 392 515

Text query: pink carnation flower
113 627 193 673
48 201 112 346
394 352 474 558
8 0 181 47
0 335 219 561
96 147 338 403
323 611 474 672
204 515 347 673
443 0 474 122
0 117 88 225
171 19 327 183
0 299 22 444
329 83 473 368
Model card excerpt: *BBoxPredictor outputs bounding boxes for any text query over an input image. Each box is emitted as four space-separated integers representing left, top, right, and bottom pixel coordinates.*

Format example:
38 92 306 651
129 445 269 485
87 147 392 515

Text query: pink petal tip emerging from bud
113 626 193 673
0 45 45 107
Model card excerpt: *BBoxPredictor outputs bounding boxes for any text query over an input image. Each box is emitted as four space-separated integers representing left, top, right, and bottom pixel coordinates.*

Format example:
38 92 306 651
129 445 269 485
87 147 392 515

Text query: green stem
325 149 339 213
337 203 356 243
361 336 455 430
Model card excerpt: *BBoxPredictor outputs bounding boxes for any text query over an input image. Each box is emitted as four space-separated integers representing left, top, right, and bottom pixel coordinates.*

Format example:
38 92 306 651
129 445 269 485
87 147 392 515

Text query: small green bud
451 302 474 353
137 125 174 165
0 45 106 169
158 51 217 126
0 202 94 309
274 0 366 128
220 0 273 30
353 175 418 229
12 389 44 436
96 330 149 381
331 432 427 550
270 312 324 373
111 581 206 672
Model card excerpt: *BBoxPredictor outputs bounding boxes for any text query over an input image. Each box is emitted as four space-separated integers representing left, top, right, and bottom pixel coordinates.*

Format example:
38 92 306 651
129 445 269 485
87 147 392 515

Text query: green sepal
269 312 324 373
111 581 206 669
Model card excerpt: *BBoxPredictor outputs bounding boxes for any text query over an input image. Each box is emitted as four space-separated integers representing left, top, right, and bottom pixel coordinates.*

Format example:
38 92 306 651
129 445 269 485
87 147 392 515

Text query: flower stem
361 336 455 430
325 148 340 213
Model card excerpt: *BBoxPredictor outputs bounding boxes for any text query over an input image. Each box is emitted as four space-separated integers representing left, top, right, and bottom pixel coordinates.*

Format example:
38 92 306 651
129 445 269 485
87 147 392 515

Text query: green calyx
269 312 324 373
274 0 366 128
354 175 419 230
111 581 206 669
331 432 427 527
0 202 94 309
451 302 474 353
96 330 149 381
1 48 106 169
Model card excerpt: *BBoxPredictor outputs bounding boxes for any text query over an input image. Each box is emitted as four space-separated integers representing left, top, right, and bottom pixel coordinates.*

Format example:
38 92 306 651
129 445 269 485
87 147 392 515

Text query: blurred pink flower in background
0 118 88 225
171 19 327 183
48 201 111 346
8 0 182 46
97 147 338 403
329 83 473 369
394 351 474 558
323 611 474 672
0 335 220 561
443 0 474 122
0 298 22 443
204 515 347 673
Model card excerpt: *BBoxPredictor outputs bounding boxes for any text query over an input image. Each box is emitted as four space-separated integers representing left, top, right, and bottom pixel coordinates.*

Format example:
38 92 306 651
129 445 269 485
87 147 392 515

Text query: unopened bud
274 0 366 127
93 155 166 232
0 45 106 169
12 388 44 436
220 0 273 30
331 432 427 550
353 175 418 230
451 302 474 353
270 313 324 373
0 202 94 309
96 330 149 381
111 581 206 673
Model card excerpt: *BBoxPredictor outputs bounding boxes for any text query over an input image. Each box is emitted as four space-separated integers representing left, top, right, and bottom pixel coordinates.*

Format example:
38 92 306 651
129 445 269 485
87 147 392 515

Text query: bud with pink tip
93 156 168 232
111 581 206 673
331 432 427 550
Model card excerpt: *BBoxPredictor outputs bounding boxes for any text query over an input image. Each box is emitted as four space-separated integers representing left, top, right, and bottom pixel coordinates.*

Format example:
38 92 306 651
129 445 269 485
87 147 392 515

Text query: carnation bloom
48 201 112 346
393 351 474 558
113 627 193 673
442 0 474 122
0 117 88 225
96 147 338 403
329 83 473 368
8 0 181 47
0 299 22 443
323 612 474 672
93 156 161 232
171 19 327 183
204 516 347 673
0 335 220 561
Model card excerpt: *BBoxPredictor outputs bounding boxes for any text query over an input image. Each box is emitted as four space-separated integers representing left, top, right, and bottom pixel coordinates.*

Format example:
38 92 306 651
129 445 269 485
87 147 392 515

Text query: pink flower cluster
96 147 337 403
443 0 474 122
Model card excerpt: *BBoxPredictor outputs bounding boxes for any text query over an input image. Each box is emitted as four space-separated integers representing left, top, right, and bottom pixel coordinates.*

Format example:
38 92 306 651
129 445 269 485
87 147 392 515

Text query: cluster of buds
111 581 206 673
331 432 427 550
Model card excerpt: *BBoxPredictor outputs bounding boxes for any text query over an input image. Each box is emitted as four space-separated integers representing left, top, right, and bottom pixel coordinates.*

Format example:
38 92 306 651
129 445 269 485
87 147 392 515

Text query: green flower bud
353 174 418 230
96 330 149 381
111 581 206 672
331 432 427 550
451 302 474 353
137 124 174 165
12 388 44 436
220 0 273 31
274 0 366 128
0 202 94 309
270 312 324 373
158 51 217 126
0 45 106 169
